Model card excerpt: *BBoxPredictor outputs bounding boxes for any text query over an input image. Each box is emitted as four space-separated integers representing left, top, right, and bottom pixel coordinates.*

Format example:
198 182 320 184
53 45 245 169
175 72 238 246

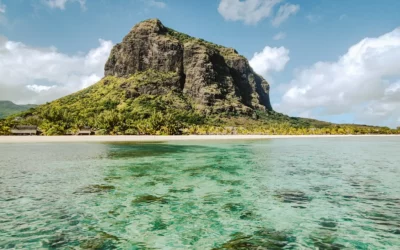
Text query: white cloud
0 0 6 13
45 0 86 10
81 74 101 89
26 84 57 93
147 0 166 8
0 37 113 104
218 0 282 25
277 27 400 127
272 3 299 27
46 0 68 9
249 46 290 79
273 31 286 40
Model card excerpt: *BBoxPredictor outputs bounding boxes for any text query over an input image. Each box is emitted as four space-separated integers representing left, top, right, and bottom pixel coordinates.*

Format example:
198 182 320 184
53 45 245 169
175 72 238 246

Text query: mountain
0 19 397 135
104 18 272 114
0 101 36 119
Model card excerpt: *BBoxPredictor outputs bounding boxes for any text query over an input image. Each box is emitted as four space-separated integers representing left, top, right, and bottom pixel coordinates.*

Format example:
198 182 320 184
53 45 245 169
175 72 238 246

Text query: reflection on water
0 138 399 249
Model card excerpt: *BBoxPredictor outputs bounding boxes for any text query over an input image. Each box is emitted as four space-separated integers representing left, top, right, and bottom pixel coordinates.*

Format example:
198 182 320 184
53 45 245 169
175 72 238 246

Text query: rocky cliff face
105 19 272 115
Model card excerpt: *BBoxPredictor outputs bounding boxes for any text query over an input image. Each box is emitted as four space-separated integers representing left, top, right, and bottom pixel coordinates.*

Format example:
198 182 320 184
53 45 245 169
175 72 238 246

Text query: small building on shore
11 125 38 136
78 127 93 135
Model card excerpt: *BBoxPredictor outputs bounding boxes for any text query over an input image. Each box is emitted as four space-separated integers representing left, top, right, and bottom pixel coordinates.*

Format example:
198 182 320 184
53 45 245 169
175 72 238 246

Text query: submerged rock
309 233 344 250
217 180 244 186
80 232 119 249
132 195 168 205
151 217 169 231
183 165 215 177
104 176 122 181
274 190 312 204
319 218 338 229
239 211 257 220
391 229 400 235
144 181 157 186
153 177 174 185
203 194 221 205
42 233 69 248
226 189 242 197
76 185 115 194
222 203 245 213
169 186 194 193
213 228 295 250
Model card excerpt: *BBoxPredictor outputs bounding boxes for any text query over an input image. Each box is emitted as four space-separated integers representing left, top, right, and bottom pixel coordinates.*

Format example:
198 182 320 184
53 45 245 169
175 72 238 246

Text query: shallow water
0 138 399 249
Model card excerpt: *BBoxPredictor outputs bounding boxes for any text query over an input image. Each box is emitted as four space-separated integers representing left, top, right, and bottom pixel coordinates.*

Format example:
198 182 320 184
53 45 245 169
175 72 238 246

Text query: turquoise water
0 138 399 249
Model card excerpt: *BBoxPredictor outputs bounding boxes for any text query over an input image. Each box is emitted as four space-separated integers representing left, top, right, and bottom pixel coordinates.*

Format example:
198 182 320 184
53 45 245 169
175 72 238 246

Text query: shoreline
0 134 399 143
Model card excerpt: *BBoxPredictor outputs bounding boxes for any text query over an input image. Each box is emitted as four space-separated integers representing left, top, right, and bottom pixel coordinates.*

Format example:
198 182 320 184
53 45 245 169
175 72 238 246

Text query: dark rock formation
105 19 183 78
105 18 273 114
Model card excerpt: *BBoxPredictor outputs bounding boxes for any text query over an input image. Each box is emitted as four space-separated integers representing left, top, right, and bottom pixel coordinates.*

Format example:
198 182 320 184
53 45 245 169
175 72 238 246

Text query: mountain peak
131 18 167 35
104 19 273 112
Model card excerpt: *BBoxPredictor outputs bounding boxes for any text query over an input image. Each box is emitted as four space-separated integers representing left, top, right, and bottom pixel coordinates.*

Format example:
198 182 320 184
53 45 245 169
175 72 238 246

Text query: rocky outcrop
105 19 183 78
105 19 273 114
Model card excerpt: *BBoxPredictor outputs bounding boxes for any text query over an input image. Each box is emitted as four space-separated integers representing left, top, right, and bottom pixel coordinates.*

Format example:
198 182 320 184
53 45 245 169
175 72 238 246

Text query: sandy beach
0 134 398 143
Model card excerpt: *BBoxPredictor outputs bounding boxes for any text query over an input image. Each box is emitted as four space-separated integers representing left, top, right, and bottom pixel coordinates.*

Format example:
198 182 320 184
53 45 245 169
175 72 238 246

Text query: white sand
0 134 398 143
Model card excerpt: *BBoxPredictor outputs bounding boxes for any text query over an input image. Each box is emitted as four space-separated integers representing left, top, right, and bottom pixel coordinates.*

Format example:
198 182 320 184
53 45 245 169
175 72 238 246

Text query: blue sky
1 0 400 127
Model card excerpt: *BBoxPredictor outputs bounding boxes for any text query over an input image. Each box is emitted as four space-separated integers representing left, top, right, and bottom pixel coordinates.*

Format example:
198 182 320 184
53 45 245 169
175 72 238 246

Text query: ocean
1 137 399 249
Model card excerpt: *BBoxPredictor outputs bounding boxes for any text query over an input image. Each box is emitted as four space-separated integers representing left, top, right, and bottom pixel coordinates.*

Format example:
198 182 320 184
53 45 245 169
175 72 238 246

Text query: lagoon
1 137 399 249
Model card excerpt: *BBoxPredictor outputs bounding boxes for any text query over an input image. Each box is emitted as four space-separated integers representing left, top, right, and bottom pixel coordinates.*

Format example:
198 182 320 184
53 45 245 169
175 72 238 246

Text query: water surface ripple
0 138 399 249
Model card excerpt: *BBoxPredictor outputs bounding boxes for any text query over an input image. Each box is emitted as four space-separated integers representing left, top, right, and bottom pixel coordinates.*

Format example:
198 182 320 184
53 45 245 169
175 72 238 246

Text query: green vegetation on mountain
0 101 36 119
0 73 333 135
2 72 204 135
0 19 398 135
0 79 397 135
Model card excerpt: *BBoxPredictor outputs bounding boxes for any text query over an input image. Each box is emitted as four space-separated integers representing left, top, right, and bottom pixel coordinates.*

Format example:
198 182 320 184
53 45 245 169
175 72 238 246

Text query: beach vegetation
0 73 398 136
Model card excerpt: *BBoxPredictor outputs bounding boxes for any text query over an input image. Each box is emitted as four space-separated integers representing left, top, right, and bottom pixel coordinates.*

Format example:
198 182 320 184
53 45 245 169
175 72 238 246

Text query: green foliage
166 28 194 44
1 71 205 135
179 123 399 136
45 124 65 136
1 71 398 136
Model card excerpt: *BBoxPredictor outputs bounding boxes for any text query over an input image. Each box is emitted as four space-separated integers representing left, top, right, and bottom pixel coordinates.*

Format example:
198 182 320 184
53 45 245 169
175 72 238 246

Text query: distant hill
0 101 37 119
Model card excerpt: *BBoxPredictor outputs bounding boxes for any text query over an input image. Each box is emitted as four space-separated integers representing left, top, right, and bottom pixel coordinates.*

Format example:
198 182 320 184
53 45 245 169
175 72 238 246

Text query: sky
0 0 399 127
